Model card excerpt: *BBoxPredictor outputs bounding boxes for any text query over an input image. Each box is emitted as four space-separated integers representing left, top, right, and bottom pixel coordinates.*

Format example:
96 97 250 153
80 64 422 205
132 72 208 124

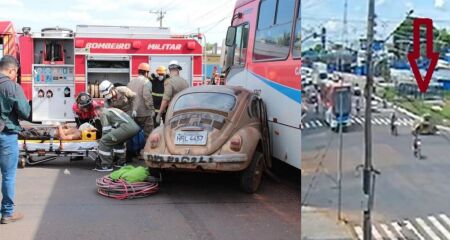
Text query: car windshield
173 92 236 112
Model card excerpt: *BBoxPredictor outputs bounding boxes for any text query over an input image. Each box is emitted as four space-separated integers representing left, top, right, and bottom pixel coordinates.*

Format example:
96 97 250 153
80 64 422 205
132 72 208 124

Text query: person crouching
93 106 140 172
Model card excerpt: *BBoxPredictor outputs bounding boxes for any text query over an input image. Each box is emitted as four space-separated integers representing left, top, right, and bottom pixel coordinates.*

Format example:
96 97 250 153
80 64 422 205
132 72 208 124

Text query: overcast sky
302 0 450 49
0 0 235 44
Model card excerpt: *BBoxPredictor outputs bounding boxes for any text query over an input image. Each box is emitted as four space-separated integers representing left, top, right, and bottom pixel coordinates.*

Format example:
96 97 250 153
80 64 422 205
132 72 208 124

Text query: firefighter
155 60 189 125
127 62 154 139
99 80 137 117
72 92 102 137
151 66 169 127
93 106 140 172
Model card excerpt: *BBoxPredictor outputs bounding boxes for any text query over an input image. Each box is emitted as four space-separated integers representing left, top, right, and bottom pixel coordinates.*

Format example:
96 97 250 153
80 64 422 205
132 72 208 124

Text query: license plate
175 131 207 145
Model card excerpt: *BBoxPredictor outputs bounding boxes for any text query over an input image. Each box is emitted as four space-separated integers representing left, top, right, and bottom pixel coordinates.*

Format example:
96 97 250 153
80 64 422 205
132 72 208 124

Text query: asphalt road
2 158 300 240
302 90 450 239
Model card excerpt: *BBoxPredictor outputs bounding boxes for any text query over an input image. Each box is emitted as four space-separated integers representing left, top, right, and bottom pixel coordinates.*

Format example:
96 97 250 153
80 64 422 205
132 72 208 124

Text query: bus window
293 1 301 58
254 0 296 61
233 24 249 66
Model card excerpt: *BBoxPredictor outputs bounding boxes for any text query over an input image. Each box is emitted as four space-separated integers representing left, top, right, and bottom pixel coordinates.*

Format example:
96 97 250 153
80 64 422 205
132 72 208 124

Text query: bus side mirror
225 26 236 47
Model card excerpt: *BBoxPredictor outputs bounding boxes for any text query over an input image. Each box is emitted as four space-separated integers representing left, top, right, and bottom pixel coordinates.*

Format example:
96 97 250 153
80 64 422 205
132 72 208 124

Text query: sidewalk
302 206 353 240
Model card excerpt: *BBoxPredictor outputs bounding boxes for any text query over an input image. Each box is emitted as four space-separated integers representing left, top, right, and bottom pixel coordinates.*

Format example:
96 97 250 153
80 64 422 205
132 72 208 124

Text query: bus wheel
240 151 264 193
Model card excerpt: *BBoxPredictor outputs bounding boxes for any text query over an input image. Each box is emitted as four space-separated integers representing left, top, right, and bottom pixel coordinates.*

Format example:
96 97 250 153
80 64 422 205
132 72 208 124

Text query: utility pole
342 0 348 47
149 10 167 28
363 0 376 239
337 87 344 221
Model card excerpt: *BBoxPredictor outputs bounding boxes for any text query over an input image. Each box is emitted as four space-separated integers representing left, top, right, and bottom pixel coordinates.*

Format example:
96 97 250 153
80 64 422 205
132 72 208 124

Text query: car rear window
173 92 236 112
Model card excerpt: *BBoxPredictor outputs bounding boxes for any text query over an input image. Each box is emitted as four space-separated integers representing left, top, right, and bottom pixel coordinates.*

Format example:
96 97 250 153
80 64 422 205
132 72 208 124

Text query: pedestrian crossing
353 214 450 240
302 117 415 129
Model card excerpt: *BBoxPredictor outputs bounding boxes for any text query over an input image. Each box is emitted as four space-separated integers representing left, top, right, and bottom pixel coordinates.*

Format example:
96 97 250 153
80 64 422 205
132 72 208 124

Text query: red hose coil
96 175 159 200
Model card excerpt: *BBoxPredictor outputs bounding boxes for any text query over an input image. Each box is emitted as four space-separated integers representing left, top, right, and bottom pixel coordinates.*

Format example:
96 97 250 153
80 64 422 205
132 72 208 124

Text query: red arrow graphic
407 18 439 93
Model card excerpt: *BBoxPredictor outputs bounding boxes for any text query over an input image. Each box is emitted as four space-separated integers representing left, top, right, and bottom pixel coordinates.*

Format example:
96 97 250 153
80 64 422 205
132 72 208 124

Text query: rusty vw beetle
144 85 266 193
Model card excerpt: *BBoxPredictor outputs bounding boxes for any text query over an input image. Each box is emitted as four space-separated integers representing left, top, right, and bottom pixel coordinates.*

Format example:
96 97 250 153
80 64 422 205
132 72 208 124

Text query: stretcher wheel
19 157 26 169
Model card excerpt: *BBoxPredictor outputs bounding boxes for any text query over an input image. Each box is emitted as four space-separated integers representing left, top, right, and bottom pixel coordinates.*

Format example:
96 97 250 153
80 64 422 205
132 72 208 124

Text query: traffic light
321 27 326 49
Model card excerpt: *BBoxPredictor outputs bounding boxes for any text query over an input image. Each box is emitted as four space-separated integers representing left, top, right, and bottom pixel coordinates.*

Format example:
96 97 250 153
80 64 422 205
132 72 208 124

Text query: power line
149 9 167 28
203 15 232 34
183 12 232 35
191 0 233 22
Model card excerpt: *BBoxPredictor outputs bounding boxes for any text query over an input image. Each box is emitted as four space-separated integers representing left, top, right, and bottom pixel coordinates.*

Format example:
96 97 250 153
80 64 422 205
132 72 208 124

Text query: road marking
439 214 450 227
371 119 377 124
404 220 425 240
405 118 414 125
304 122 310 128
379 223 397 239
310 121 316 128
429 216 450 238
416 217 441 240
381 118 390 125
404 118 413 126
372 226 383 240
315 120 323 127
391 222 406 239
350 119 355 124
397 119 407 126
354 117 363 124
354 226 363 240
374 119 382 125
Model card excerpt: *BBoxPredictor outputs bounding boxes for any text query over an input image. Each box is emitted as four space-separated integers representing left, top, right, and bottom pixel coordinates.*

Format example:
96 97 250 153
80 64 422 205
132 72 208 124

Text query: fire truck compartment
32 38 74 65
86 55 130 87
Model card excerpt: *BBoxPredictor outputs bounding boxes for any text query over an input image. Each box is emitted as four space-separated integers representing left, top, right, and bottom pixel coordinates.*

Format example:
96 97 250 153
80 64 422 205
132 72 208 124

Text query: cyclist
413 134 421 158
355 98 361 116
390 112 398 136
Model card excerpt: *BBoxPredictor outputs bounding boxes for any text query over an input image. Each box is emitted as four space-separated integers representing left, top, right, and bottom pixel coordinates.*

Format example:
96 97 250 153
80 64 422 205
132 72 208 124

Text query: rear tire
240 151 264 193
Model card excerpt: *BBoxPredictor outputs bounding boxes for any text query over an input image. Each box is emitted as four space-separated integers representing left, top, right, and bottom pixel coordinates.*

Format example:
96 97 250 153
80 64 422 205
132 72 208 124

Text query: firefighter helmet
138 62 150 72
168 60 182 71
76 92 93 108
156 66 166 75
99 80 114 99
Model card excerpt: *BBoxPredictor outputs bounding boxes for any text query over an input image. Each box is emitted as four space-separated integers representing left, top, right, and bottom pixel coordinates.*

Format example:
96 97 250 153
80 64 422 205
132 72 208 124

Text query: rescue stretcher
18 123 99 168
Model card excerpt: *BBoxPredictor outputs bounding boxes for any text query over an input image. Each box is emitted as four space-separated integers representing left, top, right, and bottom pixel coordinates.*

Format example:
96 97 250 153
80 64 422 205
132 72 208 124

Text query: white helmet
99 80 114 99
168 60 182 71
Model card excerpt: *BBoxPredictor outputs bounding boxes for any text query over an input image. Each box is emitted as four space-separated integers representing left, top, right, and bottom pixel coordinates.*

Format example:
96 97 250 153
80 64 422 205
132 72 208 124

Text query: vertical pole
159 10 163 28
337 90 343 221
363 0 376 239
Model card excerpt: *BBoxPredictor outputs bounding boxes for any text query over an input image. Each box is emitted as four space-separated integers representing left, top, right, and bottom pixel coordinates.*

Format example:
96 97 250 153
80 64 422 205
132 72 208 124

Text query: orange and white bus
224 0 301 169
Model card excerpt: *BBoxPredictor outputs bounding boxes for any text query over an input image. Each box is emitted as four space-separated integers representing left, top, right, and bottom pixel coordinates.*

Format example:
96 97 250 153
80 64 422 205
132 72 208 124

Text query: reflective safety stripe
152 92 164 97
98 150 112 156
103 126 112 131
113 149 126 153
155 109 160 113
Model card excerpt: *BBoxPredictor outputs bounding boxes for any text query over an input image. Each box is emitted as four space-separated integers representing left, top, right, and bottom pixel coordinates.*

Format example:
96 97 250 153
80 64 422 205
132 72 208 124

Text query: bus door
224 23 250 87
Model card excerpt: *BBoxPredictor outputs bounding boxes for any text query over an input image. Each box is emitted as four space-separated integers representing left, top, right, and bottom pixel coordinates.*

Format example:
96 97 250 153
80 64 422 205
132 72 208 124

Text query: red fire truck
0 22 203 122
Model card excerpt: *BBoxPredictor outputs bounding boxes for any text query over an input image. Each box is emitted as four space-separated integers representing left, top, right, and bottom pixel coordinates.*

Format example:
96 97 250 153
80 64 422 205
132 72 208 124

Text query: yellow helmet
156 66 166 75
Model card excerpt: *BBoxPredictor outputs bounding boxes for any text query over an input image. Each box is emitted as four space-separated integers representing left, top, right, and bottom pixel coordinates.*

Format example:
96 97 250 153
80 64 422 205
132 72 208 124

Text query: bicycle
390 122 398 136
413 136 422 159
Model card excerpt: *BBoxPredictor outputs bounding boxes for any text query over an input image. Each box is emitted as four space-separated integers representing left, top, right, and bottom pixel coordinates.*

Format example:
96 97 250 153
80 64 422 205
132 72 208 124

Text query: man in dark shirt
150 66 169 127
0 55 30 224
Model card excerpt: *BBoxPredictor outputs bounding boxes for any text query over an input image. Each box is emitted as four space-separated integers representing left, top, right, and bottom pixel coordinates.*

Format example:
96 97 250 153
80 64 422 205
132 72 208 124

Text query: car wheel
240 151 264 193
